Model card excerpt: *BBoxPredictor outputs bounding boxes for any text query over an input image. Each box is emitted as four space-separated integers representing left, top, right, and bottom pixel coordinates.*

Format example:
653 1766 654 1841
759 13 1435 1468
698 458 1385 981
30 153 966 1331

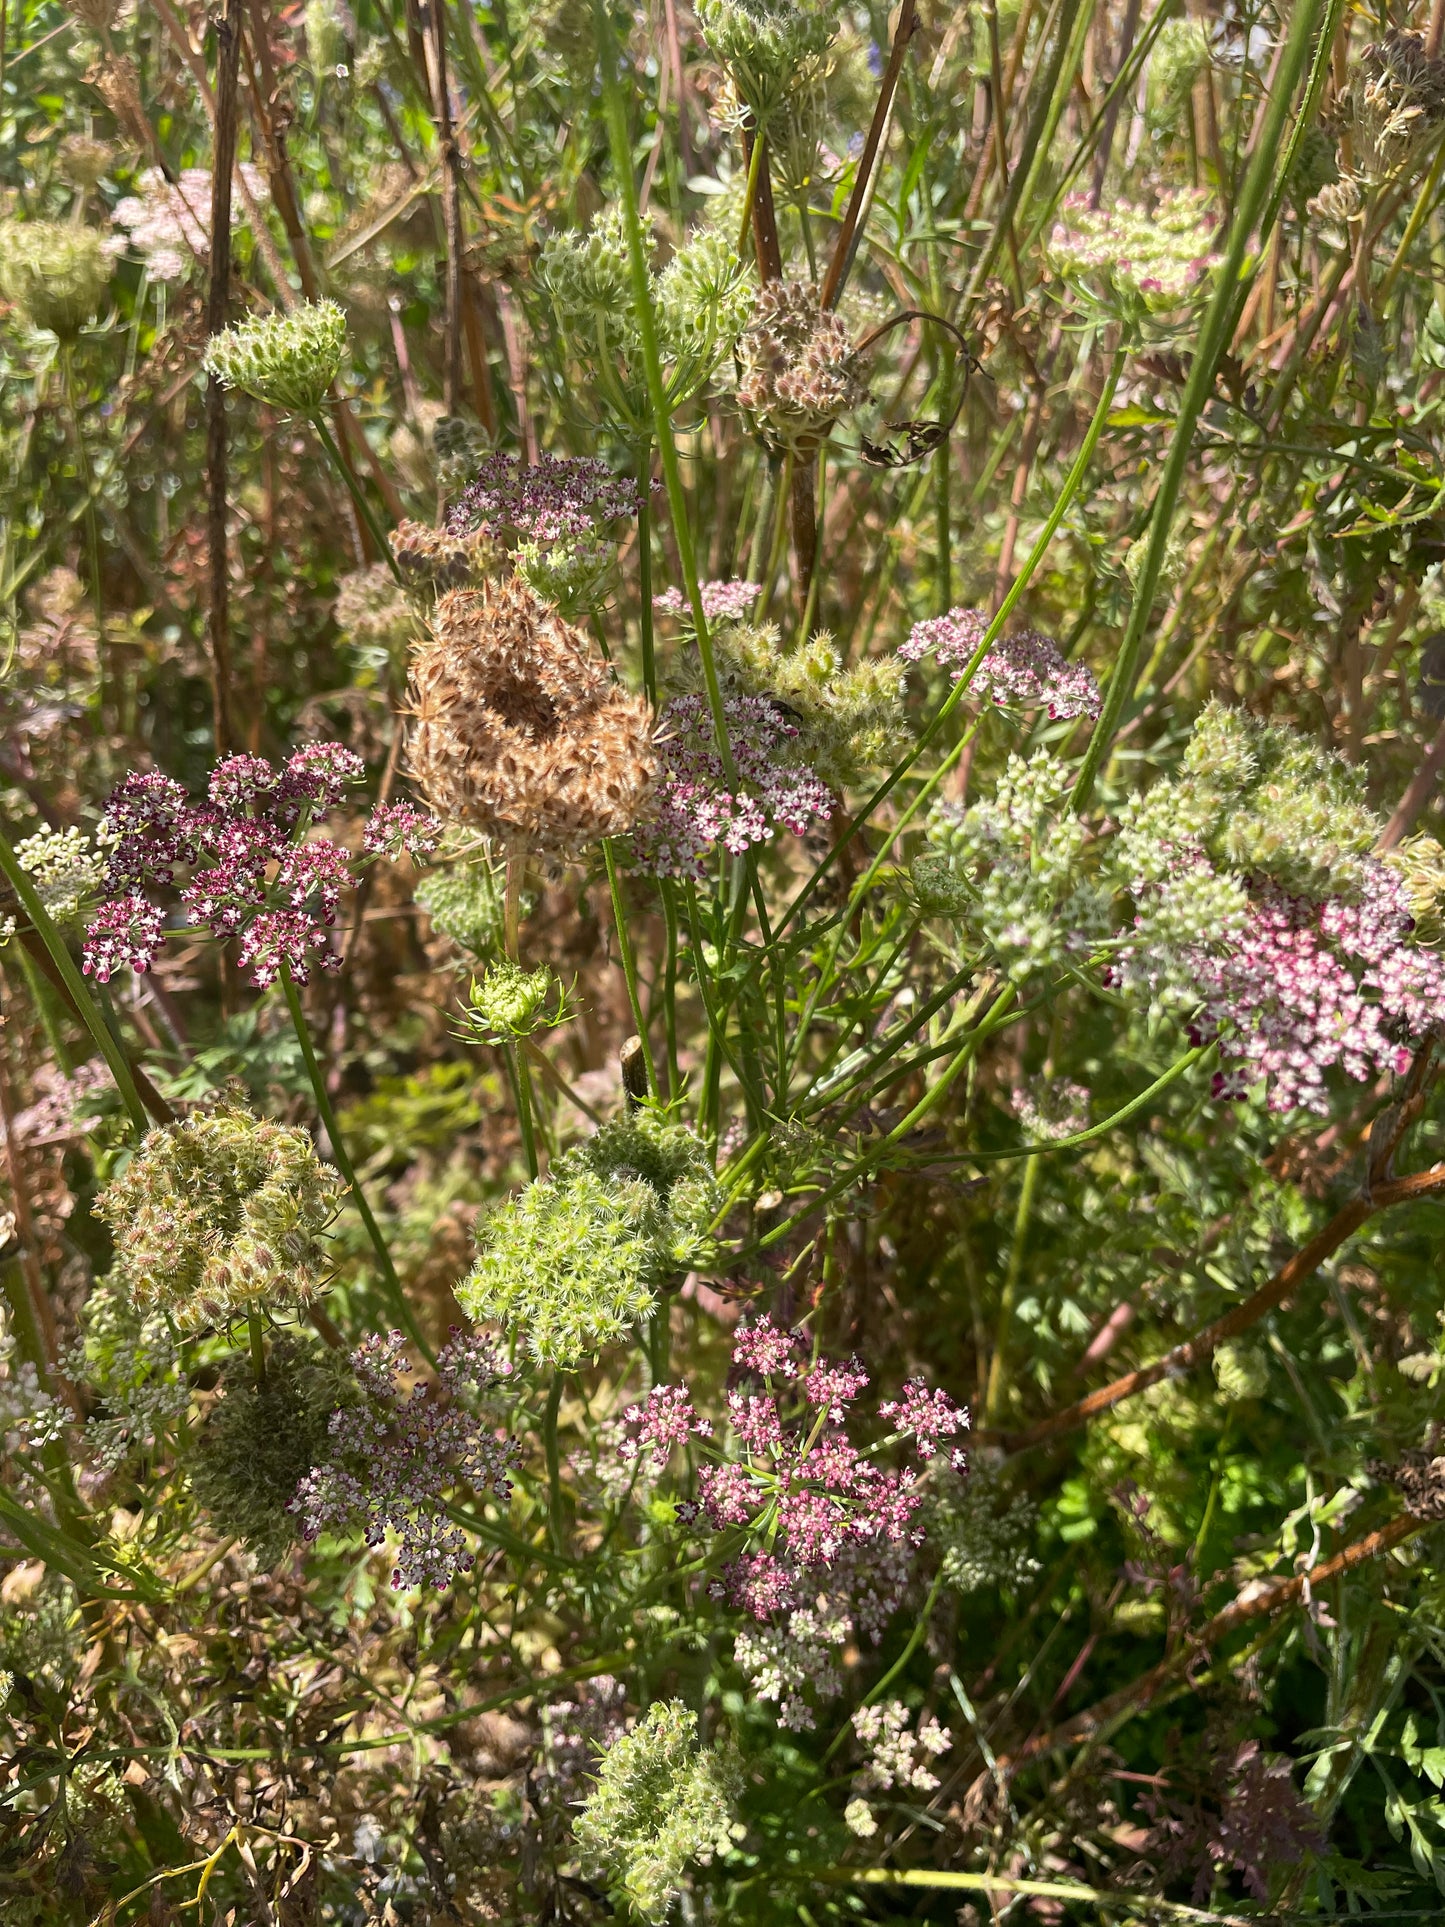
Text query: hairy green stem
308 409 402 583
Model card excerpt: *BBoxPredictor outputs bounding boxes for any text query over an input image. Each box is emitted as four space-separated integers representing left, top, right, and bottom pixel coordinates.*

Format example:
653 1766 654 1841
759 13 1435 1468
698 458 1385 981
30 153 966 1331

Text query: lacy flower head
203 298 347 413
919 750 1110 982
81 747 434 988
735 280 869 450
573 1700 741 1925
447 449 644 605
628 1320 967 1728
631 693 833 880
1108 707 1445 1112
0 220 113 337
407 577 657 861
291 1328 517 1590
111 165 268 282
901 609 1102 721
540 213 752 434
459 1113 721 1368
96 1101 343 1332
1047 188 1221 320
654 579 762 626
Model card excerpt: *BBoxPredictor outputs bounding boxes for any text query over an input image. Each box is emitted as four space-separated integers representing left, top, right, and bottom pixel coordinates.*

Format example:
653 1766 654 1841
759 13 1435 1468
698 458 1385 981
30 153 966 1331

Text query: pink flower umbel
633 695 833 880
902 609 1102 720
83 746 424 988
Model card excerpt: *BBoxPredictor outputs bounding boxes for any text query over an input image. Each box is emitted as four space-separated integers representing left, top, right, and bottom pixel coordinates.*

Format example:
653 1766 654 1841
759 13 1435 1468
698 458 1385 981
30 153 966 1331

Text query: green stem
594 0 736 786
781 346 1126 939
1069 0 1333 810
512 1043 540 1180
984 1150 1041 1426
636 443 656 706
248 1308 267 1386
603 839 660 1099
308 409 402 584
279 963 431 1359
542 1370 565 1551
660 878 682 1101
0 830 148 1136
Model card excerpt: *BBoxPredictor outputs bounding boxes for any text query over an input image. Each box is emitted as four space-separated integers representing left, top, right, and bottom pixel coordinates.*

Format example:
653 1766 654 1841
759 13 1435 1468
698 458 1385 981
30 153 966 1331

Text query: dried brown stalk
205 0 244 756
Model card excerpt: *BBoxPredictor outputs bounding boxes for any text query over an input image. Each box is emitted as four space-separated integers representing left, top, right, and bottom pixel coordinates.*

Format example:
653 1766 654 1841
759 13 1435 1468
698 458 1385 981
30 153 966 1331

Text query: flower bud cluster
460 1112 721 1368
539 213 752 434
96 1100 344 1331
696 0 840 125
922 750 1109 982
12 825 107 926
574 1700 742 1925
463 958 566 1042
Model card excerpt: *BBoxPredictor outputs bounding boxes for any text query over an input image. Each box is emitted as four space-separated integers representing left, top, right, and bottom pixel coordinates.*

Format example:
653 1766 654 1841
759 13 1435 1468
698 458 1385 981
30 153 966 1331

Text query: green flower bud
464 958 563 1042
203 298 347 413
0 221 113 338
574 1700 741 1924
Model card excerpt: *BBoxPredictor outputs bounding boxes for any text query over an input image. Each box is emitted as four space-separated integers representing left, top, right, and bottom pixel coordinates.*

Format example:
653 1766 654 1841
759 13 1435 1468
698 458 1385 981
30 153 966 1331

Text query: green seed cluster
202 298 347 412
459 1112 721 1368
97 1101 344 1331
574 1700 740 1924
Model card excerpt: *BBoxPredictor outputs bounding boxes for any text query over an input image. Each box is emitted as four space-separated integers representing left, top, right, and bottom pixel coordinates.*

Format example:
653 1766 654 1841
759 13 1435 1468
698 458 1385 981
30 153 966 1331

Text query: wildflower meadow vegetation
9 0 1445 1917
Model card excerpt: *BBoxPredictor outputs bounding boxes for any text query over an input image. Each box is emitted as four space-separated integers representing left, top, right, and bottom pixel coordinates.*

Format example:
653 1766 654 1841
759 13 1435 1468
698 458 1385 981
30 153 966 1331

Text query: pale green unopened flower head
0 221 113 337
459 1167 660 1368
574 1700 741 1923
459 1112 720 1367
97 1101 344 1330
203 298 347 412
465 958 561 1042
